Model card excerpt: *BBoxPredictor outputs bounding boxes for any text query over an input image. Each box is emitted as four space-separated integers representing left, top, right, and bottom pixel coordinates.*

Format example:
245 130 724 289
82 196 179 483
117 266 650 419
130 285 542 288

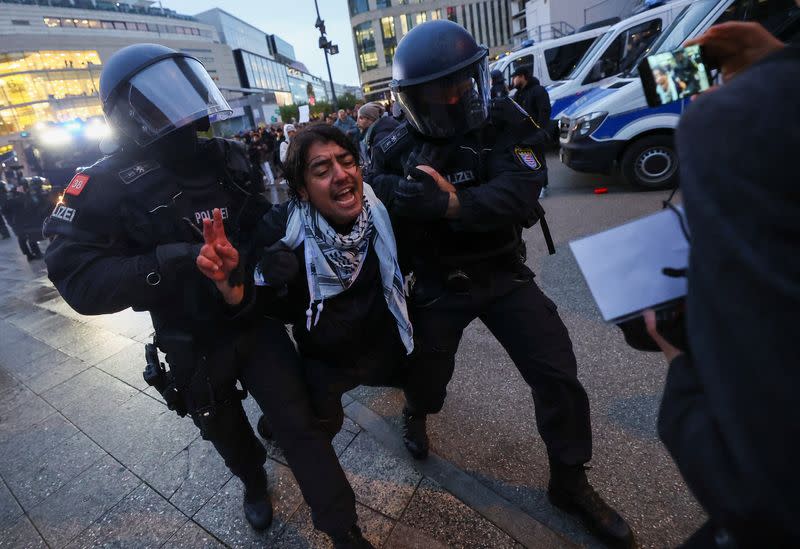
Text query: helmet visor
107 56 231 146
394 58 490 138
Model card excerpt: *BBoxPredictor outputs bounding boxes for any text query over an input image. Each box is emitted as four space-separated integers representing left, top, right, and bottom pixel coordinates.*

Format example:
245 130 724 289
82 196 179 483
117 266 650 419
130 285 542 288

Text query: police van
548 0 694 117
558 0 800 190
489 27 610 89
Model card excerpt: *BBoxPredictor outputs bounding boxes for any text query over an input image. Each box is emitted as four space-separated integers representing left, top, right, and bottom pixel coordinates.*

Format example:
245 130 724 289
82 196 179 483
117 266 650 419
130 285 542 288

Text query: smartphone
638 44 714 107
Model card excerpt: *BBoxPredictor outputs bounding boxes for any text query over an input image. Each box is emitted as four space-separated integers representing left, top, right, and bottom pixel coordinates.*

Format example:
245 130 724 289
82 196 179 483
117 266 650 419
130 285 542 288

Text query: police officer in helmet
43 44 282 531
368 21 634 547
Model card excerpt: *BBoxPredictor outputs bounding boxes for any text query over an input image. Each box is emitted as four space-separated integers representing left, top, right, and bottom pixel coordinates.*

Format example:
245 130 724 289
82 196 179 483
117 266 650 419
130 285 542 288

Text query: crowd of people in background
232 100 405 186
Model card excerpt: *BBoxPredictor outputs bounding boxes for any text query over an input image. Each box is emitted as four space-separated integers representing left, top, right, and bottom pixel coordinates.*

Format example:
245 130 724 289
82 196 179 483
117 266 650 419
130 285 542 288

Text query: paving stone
0 368 18 397
144 435 233 517
193 458 304 547
10 349 74 382
64 483 187 549
0 335 54 376
27 314 81 341
274 502 395 549
27 454 140 548
6 306 56 332
86 309 153 340
57 329 133 367
162 520 226 549
92 392 198 476
339 432 422 520
0 394 56 445
34 320 92 351
0 413 78 476
341 416 361 435
332 428 357 457
0 299 31 321
42 367 136 412
0 516 46 549
3 431 106 509
383 522 449 549
400 478 518 549
24 354 89 395
0 478 23 530
94 341 150 391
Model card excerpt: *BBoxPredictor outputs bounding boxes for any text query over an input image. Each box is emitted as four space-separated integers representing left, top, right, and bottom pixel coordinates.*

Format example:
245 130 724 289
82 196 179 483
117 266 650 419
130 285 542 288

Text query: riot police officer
43 44 278 530
367 21 634 548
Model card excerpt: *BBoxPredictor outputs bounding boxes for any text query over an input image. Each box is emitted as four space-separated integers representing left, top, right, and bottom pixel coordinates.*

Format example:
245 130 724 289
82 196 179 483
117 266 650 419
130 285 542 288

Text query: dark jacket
255 202 406 379
366 100 547 272
513 77 551 126
659 45 800 545
43 138 269 342
364 116 400 160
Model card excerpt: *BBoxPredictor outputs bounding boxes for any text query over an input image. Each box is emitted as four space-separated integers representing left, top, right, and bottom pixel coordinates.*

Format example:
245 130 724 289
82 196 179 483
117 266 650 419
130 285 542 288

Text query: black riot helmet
390 21 490 138
99 44 232 147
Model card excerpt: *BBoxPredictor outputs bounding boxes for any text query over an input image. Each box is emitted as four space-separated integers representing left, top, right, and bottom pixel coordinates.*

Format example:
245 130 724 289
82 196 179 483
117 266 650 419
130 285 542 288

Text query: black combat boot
402 407 429 460
241 466 273 531
29 240 42 259
548 462 635 549
332 525 375 549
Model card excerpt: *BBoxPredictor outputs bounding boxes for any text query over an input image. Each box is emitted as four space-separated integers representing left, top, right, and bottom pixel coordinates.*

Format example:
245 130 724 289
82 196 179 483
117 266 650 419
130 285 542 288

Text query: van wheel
621 135 678 190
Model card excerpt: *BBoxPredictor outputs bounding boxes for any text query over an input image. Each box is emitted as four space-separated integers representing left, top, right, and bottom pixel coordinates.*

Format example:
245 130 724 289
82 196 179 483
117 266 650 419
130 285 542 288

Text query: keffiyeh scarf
258 183 413 354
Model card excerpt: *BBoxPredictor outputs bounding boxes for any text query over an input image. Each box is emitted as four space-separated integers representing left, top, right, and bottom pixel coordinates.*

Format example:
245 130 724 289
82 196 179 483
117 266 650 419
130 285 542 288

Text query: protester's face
357 115 374 130
512 75 526 89
301 141 363 227
654 69 668 87
338 110 346 121
287 129 296 139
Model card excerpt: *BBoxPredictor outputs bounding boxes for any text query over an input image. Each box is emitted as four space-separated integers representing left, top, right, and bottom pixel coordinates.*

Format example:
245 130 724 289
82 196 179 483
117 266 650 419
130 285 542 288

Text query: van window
544 38 596 81
584 19 663 84
715 0 799 38
505 54 534 83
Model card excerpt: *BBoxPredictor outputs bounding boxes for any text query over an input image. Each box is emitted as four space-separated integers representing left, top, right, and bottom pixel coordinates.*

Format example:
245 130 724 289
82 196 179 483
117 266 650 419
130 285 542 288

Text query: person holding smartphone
645 20 799 547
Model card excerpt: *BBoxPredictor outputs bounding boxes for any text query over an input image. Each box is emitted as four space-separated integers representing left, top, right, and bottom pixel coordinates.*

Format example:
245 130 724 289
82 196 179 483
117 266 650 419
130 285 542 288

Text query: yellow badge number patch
514 146 542 171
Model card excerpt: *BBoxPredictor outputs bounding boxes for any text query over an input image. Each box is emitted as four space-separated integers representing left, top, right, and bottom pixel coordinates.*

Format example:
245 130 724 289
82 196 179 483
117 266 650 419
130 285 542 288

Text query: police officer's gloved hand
257 241 299 287
394 166 450 220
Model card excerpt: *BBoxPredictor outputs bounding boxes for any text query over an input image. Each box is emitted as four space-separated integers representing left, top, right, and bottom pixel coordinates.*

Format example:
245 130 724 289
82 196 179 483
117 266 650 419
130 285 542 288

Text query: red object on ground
594 187 609 194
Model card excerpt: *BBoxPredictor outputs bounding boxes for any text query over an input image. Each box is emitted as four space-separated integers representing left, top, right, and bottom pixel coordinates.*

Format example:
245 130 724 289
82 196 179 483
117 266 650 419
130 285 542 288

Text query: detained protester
43 44 282 531
198 124 412 549
645 21 800 547
367 21 634 547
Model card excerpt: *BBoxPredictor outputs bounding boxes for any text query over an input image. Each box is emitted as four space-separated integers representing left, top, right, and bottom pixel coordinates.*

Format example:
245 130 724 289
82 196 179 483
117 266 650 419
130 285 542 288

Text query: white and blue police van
548 0 694 118
559 0 799 189
489 27 611 89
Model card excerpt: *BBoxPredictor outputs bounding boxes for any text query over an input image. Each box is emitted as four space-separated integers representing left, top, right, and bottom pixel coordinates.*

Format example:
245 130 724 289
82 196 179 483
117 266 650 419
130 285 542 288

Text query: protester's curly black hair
283 124 361 199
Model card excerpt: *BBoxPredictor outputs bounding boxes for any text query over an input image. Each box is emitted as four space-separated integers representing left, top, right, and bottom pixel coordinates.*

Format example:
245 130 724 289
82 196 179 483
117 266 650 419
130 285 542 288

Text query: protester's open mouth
333 186 358 208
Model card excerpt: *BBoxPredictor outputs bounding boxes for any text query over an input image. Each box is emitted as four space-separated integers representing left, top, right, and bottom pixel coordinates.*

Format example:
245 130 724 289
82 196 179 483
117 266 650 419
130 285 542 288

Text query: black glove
394 166 450 220
257 241 299 287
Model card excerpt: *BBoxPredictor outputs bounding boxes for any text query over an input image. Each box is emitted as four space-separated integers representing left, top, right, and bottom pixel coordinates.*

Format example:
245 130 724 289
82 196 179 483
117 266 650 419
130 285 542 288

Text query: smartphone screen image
639 44 713 107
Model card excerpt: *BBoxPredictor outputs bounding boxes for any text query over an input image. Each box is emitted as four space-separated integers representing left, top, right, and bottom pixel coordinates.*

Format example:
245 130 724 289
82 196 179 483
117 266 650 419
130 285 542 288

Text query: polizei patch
513 146 542 171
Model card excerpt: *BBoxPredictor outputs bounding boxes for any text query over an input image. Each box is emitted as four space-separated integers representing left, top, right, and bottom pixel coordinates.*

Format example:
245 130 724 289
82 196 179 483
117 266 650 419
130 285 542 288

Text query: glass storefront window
431 9 443 20
376 0 391 7
349 0 369 16
381 16 397 65
354 21 378 72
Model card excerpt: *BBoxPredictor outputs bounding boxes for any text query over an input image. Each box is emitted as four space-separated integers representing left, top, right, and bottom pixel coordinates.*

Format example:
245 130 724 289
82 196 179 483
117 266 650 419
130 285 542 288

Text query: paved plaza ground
0 155 705 548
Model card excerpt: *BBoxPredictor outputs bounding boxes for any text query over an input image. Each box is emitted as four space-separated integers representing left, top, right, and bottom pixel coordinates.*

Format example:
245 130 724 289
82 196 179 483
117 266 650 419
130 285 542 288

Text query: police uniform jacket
43 138 269 343
366 106 548 273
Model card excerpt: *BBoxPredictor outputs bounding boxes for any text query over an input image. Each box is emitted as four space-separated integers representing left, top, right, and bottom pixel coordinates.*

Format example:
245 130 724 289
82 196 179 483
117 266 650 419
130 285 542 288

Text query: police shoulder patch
118 159 160 184
379 124 409 154
64 173 90 196
513 146 542 171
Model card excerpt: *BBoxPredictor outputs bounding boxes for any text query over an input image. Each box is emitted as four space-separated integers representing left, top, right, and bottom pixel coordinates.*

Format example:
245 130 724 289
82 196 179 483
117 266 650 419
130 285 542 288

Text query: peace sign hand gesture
195 208 244 305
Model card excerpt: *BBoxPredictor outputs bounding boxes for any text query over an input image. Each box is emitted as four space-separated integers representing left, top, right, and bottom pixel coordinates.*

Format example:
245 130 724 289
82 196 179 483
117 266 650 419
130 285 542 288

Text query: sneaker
548 467 635 548
402 407 429 460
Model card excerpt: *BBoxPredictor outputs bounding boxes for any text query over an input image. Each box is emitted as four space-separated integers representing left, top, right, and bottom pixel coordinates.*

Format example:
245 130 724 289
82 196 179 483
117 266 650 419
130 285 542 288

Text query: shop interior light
84 119 110 140
40 126 72 147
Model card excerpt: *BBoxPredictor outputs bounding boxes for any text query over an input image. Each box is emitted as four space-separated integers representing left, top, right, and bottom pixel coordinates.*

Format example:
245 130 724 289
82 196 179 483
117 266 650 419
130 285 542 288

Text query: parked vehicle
558 0 800 189
548 0 693 118
489 27 610 89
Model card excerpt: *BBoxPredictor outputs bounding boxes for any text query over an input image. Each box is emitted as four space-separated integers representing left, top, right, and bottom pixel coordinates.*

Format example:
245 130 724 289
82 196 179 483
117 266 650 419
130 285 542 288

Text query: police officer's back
43 44 274 530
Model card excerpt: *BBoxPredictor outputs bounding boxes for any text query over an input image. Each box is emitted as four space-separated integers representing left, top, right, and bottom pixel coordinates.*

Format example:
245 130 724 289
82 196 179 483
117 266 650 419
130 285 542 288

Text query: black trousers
160 329 266 483
404 265 592 466
17 232 41 258
240 319 364 538
0 214 9 238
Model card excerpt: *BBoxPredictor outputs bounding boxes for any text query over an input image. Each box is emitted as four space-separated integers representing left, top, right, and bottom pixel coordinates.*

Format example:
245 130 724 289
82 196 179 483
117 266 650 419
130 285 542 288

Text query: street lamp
313 0 338 110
